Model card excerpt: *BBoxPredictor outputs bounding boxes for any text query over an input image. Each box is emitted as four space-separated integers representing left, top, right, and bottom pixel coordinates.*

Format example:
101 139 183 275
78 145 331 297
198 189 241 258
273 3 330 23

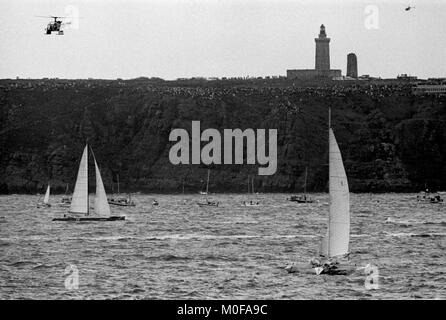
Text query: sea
0 193 444 300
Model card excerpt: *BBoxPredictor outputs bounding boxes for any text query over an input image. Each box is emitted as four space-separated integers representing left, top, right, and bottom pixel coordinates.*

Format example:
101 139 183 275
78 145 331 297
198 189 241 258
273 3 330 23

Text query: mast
328 107 331 257
252 177 255 194
87 144 89 216
117 174 120 194
304 167 308 195
248 176 250 194
206 169 210 194
182 178 185 194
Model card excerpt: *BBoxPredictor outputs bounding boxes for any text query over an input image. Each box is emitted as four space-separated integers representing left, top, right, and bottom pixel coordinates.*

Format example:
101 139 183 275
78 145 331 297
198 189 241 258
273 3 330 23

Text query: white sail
93 155 111 217
70 145 89 214
321 128 350 257
43 184 50 204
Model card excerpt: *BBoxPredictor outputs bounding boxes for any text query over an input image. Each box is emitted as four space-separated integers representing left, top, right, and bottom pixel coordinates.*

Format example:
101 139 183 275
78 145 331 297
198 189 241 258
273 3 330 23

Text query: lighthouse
286 24 341 80
315 24 330 70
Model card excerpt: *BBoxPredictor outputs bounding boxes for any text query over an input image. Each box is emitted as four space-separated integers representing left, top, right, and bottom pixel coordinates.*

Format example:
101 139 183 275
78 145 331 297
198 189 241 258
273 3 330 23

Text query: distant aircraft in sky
405 5 415 11
35 16 71 35
35 15 82 35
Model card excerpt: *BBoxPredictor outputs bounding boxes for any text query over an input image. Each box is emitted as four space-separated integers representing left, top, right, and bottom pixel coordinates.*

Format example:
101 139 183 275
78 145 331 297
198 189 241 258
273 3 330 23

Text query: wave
386 232 446 238
32 262 65 270
8 260 37 267
385 217 446 226
0 234 318 242
385 217 416 225
147 254 192 261
423 221 446 226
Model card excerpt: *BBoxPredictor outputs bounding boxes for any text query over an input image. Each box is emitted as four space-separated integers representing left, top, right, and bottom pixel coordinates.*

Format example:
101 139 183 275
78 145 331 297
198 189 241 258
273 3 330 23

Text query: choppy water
0 193 445 299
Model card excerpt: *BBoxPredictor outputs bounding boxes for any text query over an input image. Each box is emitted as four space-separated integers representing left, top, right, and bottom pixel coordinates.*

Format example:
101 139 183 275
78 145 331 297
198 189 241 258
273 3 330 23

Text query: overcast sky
0 0 445 80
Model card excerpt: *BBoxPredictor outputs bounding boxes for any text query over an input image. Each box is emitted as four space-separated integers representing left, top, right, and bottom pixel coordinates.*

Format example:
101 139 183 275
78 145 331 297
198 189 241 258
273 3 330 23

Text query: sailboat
108 174 135 207
199 169 210 195
37 184 51 207
289 167 315 203
286 109 352 275
242 176 260 206
197 168 219 207
53 144 125 222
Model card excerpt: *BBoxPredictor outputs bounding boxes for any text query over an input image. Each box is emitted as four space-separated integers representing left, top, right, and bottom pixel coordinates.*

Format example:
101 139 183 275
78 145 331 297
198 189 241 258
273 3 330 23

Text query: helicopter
35 15 74 35
405 5 415 11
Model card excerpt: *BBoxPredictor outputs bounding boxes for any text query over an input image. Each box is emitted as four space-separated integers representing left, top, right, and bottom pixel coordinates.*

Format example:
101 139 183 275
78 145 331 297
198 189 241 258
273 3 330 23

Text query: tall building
315 24 330 70
346 53 358 78
287 25 341 80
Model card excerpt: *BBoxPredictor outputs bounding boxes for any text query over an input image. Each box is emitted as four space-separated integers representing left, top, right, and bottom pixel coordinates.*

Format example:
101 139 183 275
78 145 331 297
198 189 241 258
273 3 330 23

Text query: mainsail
43 184 50 204
93 155 111 217
70 145 89 214
321 128 350 257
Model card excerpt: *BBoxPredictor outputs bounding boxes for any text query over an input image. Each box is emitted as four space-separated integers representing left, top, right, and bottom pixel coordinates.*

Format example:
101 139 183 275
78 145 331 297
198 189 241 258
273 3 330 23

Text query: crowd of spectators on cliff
0 78 418 105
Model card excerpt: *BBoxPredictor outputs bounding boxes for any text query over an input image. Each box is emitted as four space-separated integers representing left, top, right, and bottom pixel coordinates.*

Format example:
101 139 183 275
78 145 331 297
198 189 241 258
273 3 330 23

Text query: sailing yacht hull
52 216 125 222
285 262 357 276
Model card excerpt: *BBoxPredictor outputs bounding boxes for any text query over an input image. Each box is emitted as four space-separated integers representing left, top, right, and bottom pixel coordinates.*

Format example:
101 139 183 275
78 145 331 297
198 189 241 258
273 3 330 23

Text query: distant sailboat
289 167 315 203
108 174 135 207
286 108 352 275
197 168 219 207
53 144 125 222
199 169 210 195
243 176 260 206
60 183 71 207
38 184 51 207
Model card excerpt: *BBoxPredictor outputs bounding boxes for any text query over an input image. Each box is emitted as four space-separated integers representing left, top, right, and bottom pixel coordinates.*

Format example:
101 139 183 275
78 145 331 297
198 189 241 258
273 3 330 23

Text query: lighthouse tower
315 24 330 70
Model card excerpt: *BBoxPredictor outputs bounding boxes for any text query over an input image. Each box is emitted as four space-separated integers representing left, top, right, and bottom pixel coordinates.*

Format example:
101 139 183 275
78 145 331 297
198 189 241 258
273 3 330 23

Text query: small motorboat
61 196 71 204
197 200 219 207
417 192 443 203
242 200 260 207
108 196 136 207
288 194 315 203
152 200 159 206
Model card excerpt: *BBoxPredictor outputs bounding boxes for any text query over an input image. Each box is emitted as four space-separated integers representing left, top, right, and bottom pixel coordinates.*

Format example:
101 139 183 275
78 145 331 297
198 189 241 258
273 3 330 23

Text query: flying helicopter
35 15 75 35
405 5 415 11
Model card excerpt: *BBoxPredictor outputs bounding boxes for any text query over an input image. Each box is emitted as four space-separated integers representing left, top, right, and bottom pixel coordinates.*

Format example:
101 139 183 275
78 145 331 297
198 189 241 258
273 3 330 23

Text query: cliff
0 78 445 194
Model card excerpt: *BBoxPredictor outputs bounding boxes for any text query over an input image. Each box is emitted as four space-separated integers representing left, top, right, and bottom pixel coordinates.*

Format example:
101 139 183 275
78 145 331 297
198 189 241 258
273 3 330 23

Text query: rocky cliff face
0 79 445 194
